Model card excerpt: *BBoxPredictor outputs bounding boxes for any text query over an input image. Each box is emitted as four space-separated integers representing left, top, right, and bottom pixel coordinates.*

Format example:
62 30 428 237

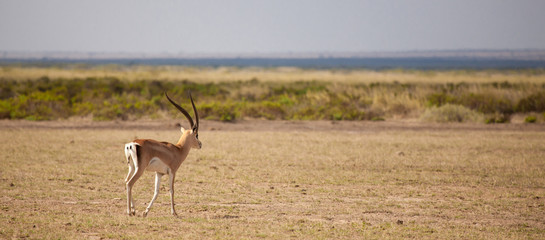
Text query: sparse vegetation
420 104 484 123
1 65 545 122
1 122 544 239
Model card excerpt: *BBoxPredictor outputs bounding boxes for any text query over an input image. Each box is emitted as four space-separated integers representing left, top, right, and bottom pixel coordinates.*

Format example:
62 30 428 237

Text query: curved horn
165 92 194 129
189 92 199 132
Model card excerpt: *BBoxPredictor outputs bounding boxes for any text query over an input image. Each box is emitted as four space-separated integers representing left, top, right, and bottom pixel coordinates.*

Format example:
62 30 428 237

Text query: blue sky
1 0 545 53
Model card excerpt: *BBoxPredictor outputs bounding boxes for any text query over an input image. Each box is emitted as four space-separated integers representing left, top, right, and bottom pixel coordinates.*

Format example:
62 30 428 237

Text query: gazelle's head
180 127 202 149
166 92 202 149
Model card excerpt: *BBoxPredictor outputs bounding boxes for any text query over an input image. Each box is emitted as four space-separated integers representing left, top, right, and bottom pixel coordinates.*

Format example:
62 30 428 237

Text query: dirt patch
1 119 544 132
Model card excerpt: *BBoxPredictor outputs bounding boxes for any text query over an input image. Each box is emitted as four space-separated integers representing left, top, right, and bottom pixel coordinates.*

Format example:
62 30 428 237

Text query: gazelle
124 92 201 217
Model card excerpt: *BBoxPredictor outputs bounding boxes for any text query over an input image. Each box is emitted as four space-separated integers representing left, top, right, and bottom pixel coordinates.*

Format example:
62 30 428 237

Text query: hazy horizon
2 1 545 54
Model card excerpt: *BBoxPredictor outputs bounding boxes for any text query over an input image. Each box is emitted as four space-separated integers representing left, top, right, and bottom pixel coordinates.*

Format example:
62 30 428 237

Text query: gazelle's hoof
142 211 148 217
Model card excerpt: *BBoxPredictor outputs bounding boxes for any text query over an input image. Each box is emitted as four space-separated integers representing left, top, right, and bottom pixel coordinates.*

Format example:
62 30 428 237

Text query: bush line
1 76 544 123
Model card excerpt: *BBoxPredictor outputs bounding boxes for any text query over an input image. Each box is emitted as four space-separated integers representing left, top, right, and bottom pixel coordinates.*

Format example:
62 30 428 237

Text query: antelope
124 92 201 217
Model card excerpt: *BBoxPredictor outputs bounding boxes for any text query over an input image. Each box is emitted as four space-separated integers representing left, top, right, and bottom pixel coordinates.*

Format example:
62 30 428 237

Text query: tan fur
126 93 201 217
125 128 201 217
125 123 201 218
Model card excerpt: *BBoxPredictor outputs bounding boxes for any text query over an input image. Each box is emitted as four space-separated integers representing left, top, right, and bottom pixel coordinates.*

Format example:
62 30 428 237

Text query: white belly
146 157 170 174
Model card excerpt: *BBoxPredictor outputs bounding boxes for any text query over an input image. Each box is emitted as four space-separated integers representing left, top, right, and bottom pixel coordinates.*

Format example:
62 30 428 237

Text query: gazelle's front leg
168 172 177 216
143 172 163 217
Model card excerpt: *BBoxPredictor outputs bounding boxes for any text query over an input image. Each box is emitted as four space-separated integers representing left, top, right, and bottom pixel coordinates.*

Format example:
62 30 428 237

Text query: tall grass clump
420 104 484 123
424 82 545 123
516 91 545 112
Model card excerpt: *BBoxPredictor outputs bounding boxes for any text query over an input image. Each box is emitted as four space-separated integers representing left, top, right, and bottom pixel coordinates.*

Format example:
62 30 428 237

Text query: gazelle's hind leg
143 172 163 217
126 165 144 216
124 142 140 216
125 157 135 184
125 160 136 214
124 143 138 183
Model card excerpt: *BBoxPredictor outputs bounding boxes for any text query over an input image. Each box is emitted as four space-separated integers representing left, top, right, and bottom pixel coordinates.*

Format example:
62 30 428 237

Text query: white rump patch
124 142 140 164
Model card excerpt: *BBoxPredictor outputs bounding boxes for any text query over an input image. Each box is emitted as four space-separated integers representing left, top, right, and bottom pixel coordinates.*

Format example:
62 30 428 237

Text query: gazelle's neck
176 131 191 147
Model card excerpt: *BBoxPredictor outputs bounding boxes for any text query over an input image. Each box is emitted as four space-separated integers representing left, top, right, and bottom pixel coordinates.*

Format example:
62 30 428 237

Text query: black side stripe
135 144 141 164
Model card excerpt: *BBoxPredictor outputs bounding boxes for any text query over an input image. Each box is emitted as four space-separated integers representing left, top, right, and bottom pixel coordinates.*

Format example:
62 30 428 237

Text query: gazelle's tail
124 142 140 164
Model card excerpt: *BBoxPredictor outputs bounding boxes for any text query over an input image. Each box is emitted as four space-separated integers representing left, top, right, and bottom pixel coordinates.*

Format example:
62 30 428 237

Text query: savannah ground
1 120 544 239
1 65 545 239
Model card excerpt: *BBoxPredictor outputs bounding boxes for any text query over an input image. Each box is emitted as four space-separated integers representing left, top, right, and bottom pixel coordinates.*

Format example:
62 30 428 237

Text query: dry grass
2 65 545 122
2 65 545 84
1 121 544 239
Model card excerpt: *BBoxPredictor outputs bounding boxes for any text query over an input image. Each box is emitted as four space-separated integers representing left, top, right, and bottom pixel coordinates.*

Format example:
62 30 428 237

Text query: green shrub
427 90 515 116
421 104 484 123
198 102 239 122
459 93 514 114
371 117 385 121
0 99 12 118
93 101 127 121
524 116 537 123
332 107 366 121
484 113 511 124
259 101 286 120
292 105 326 120
2 91 71 120
426 92 456 107
72 102 94 116
332 112 343 121
516 92 545 112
